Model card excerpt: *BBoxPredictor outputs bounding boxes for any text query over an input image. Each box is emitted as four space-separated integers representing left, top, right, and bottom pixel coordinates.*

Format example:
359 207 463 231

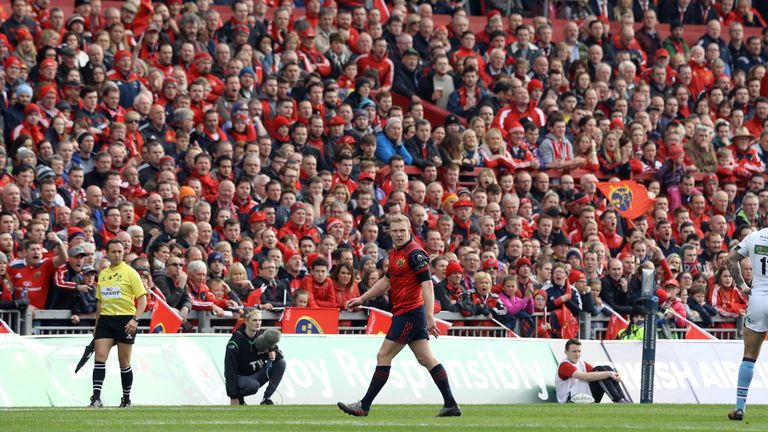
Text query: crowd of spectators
0 0 765 339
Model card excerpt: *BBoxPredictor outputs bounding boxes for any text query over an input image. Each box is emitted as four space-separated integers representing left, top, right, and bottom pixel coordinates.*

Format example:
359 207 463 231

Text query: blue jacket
375 132 413 165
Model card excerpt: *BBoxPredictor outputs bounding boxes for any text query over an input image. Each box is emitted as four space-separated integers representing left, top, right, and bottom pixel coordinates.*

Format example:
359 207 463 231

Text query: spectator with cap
434 261 468 312
393 48 423 103
11 104 45 147
47 244 89 315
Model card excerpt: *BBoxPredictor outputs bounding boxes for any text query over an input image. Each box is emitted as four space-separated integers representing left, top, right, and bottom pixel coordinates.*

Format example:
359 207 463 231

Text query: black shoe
119 397 132 408
436 405 462 417
728 409 744 421
337 401 369 417
261 398 274 405
616 398 631 404
88 396 103 408
239 397 247 406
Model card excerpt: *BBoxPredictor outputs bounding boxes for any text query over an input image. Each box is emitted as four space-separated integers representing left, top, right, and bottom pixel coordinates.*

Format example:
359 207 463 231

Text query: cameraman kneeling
225 308 286 405
555 338 629 403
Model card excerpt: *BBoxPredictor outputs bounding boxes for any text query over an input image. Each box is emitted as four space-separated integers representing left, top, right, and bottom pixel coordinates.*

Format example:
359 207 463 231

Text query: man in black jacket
392 49 422 102
225 309 286 405
404 120 441 170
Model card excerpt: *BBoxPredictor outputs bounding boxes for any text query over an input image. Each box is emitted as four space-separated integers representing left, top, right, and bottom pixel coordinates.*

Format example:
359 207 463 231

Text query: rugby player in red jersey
337 214 460 417
8 233 68 310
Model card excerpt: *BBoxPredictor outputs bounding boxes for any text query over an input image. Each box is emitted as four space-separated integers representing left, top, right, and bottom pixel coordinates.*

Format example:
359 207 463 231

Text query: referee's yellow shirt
96 262 147 316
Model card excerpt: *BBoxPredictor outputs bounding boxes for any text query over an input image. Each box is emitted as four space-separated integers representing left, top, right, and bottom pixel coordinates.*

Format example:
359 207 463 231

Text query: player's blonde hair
390 214 412 228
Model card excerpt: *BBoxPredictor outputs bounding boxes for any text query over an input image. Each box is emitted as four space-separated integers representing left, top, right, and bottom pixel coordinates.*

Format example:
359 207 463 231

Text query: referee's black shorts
94 315 137 344
386 305 429 344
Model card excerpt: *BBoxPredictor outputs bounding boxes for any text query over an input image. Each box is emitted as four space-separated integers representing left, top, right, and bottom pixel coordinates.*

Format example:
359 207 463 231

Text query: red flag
668 310 717 340
149 297 183 333
605 313 627 340
365 308 392 335
132 0 155 36
596 180 656 221
0 318 14 334
435 318 452 336
685 324 717 340
281 307 339 334
373 0 390 20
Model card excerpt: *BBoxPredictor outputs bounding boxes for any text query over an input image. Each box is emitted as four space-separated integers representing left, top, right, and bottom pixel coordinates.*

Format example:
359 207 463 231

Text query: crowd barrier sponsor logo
0 335 557 406
602 341 768 404
6 336 765 407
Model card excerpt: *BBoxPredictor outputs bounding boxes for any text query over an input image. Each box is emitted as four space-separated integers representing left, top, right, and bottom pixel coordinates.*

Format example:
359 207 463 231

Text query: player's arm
347 276 391 309
573 370 619 382
726 248 750 292
408 250 441 336
422 280 435 318
125 273 148 334
93 299 101 335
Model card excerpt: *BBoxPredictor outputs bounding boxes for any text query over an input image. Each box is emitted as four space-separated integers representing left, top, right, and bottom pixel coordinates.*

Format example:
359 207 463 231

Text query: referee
90 239 147 408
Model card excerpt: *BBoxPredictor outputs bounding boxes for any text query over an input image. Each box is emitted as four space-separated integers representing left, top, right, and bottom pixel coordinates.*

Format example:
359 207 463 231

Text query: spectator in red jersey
9 235 68 310
300 257 333 308
0 252 28 311
710 266 748 330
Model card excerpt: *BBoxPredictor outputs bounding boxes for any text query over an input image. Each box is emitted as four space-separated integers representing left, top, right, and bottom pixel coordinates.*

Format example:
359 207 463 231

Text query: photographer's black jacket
224 327 282 398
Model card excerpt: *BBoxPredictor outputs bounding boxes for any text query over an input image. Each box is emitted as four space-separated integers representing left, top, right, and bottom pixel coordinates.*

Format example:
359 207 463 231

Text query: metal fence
583 313 744 341
0 308 742 339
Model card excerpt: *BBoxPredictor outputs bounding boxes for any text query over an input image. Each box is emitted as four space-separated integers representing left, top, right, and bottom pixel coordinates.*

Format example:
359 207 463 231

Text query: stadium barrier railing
0 309 22 333
584 313 744 341
1 308 742 339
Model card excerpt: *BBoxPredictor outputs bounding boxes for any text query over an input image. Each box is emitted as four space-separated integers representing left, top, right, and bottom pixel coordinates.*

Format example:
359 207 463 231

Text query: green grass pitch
1 404 765 431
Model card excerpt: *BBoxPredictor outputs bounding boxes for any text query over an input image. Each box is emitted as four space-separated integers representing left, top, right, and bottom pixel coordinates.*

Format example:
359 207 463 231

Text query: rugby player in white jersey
726 227 768 420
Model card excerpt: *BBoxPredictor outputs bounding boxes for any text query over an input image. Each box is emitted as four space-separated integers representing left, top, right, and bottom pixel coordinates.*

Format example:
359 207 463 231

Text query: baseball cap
545 207 566 218
82 265 98 274
60 46 77 57
552 234 571 247
207 251 224 265
301 27 316 38
453 198 473 208
68 227 85 242
68 245 87 256
444 115 461 127
249 211 267 223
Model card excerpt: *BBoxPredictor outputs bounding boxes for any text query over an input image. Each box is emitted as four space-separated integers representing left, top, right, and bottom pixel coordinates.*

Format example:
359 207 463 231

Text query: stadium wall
0 335 766 407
